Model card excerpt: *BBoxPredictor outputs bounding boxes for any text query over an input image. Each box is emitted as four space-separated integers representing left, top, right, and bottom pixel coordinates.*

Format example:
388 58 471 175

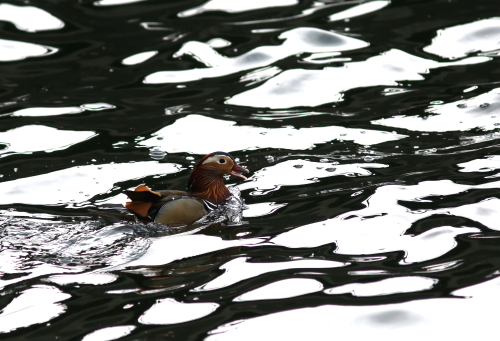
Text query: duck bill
230 163 249 180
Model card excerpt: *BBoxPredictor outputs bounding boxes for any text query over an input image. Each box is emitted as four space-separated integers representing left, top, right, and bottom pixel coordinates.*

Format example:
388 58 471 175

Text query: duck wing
123 184 207 225
153 198 207 225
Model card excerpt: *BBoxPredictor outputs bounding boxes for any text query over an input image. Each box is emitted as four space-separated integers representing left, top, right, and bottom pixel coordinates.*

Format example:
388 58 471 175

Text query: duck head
187 151 249 205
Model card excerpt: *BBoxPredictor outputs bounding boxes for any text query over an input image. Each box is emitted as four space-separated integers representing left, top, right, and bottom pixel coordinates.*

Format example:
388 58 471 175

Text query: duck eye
218 158 226 164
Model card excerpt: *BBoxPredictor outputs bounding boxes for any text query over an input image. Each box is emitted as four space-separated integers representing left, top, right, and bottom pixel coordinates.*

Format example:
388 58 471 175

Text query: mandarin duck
121 151 249 225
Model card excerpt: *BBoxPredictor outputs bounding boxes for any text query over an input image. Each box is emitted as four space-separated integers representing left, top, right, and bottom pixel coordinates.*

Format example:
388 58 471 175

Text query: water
1 0 500 339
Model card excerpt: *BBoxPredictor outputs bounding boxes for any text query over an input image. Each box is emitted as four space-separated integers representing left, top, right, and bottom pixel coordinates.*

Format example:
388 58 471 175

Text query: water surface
1 0 500 340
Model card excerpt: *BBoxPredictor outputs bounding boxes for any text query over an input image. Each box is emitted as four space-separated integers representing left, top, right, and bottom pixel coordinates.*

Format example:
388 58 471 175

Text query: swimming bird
121 151 249 225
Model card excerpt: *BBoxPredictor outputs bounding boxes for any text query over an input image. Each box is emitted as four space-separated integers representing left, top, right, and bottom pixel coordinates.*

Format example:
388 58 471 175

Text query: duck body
122 151 249 225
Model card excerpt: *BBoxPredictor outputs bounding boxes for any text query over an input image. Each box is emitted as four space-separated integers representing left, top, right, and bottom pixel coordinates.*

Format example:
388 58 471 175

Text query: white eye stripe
202 155 231 165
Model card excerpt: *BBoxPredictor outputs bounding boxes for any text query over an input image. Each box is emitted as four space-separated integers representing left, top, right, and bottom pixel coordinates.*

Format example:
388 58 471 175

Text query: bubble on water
294 164 303 169
430 100 443 104
298 194 308 197
157 136 164 140
494 123 500 126
331 161 339 165
149 147 166 160
480 103 490 108
326 167 336 172
265 155 274 162
97 166 103 170
457 103 467 108
320 158 329 163
186 156 194 160
363 156 374 162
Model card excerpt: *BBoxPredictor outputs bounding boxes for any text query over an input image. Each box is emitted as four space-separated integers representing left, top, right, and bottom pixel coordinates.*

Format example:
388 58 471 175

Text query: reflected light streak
328 0 390 22
0 161 181 205
227 49 489 108
144 27 368 84
192 257 346 292
82 326 136 341
324 276 437 296
139 298 219 324
206 296 498 341
178 0 299 17
424 17 500 59
234 278 323 301
270 179 496 263
0 125 96 157
138 114 407 154
0 3 64 32
0 285 70 333
373 88 500 132
0 39 58 61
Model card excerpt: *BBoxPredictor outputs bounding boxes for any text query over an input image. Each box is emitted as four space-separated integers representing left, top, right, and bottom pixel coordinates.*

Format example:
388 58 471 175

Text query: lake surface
1 0 500 340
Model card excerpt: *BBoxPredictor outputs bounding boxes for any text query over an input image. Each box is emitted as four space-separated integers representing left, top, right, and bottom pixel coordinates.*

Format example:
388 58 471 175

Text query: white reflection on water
94 0 148 6
328 0 390 22
144 27 368 84
0 3 64 32
0 252 83 290
373 88 500 131
9 102 115 117
139 298 219 325
122 51 158 65
178 0 298 17
270 179 500 263
45 273 118 286
234 278 323 301
227 49 489 108
243 202 287 217
424 17 500 59
453 275 500 298
239 160 387 195
0 39 58 62
0 285 70 333
458 155 500 173
206 296 498 341
0 161 181 205
0 125 96 157
122 236 265 268
324 276 437 297
82 326 136 341
192 257 346 291
139 115 406 154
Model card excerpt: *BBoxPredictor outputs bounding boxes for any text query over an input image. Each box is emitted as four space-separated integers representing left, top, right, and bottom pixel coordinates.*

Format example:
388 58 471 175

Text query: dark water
2 0 500 339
